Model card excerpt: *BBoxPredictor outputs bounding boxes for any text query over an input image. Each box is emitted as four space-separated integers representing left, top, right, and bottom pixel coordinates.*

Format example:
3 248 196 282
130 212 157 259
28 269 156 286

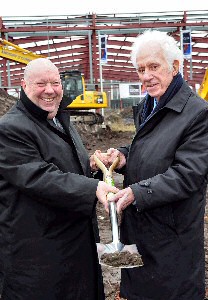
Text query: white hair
24 58 59 82
131 30 184 71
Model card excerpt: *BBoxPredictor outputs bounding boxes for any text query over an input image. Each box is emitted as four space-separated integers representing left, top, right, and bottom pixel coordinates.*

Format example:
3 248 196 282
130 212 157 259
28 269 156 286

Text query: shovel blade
97 241 124 255
96 242 142 269
97 242 139 255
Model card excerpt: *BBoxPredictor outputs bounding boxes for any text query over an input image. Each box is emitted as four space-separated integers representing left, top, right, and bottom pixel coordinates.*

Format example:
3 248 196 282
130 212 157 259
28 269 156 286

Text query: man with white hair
94 30 208 299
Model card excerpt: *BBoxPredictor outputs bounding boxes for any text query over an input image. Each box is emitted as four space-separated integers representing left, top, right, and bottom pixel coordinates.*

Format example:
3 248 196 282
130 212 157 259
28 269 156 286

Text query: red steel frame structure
0 10 208 92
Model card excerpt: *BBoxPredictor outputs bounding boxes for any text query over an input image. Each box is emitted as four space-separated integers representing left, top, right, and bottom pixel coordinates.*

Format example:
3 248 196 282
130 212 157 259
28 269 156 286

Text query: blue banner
181 30 192 59
100 35 107 64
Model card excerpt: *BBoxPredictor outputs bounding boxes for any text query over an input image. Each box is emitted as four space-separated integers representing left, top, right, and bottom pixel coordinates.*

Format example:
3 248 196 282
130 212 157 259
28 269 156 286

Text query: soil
100 251 143 268
1 89 208 299
0 90 17 115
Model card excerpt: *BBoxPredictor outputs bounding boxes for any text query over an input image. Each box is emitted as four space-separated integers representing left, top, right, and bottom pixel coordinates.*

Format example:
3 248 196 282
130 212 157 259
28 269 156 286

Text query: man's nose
143 70 153 78
44 83 55 92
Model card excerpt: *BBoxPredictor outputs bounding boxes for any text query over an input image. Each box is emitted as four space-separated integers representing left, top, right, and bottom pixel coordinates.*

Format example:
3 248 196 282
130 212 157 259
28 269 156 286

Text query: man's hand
109 187 135 213
96 181 119 213
106 148 126 169
90 149 126 171
90 150 109 171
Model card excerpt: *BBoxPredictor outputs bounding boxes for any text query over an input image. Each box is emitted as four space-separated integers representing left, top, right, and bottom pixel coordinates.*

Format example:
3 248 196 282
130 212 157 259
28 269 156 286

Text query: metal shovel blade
96 241 124 254
97 202 143 268
96 241 139 256
96 242 143 269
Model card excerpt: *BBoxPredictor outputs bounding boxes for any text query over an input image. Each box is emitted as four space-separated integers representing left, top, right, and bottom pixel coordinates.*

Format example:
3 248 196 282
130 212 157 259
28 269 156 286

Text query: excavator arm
198 69 208 101
0 38 44 64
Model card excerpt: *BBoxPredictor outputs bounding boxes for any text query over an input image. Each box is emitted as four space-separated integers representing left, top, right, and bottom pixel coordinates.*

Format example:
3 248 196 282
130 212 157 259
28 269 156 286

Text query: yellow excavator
60 70 107 124
198 69 208 101
0 38 108 124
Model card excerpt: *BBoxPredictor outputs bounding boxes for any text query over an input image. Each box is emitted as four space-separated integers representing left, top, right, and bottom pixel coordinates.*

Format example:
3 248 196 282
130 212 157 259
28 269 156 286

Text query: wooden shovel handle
94 154 107 176
94 153 121 244
93 153 120 179
109 156 120 174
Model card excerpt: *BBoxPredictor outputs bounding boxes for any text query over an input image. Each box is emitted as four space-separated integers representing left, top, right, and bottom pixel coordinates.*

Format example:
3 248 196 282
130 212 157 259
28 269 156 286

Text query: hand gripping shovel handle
94 154 120 246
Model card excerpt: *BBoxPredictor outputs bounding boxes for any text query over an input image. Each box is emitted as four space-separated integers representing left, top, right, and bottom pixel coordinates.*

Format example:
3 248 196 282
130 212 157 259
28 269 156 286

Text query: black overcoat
0 92 104 300
119 81 208 300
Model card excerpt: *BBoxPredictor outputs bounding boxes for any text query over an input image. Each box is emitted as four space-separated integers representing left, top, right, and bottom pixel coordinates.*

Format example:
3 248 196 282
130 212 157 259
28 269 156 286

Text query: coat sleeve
131 107 208 211
0 121 99 216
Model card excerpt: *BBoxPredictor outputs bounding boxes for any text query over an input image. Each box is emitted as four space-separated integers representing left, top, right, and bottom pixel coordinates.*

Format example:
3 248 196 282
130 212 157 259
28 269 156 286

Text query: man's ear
173 60 180 76
21 79 26 90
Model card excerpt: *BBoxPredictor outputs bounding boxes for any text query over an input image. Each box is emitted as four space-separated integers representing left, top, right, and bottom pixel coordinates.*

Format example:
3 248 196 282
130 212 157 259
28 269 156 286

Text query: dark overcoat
0 91 104 300
119 81 208 300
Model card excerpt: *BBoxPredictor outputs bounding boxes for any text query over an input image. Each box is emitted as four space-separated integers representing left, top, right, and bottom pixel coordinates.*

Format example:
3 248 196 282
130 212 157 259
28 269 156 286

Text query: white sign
119 83 142 98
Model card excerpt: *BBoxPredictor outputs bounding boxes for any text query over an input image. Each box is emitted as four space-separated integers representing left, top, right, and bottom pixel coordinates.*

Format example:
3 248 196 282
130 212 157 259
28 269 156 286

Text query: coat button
147 189 152 194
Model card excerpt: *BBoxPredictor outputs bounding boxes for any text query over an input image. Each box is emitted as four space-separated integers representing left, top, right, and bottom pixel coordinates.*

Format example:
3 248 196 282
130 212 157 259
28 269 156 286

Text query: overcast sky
1 0 207 16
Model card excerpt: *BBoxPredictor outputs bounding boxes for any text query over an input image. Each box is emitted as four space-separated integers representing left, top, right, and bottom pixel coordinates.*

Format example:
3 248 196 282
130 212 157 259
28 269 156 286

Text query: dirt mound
0 89 17 117
74 122 133 156
119 106 134 118
105 107 134 123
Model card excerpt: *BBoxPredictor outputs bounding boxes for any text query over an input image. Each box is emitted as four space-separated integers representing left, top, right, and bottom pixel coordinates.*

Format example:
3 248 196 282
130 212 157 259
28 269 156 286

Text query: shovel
94 153 142 268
